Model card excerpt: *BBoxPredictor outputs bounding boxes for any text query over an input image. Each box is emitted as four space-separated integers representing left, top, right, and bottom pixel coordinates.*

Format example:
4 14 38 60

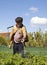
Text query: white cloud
45 28 47 31
24 13 29 16
0 29 3 33
30 16 47 24
29 6 39 13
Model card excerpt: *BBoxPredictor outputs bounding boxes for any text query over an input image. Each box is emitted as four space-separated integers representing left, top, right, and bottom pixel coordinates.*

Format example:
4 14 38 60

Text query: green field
0 45 47 56
0 45 47 65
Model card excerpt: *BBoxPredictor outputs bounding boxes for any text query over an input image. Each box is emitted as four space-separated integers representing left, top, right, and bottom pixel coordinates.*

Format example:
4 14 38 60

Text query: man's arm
21 26 27 43
9 27 14 48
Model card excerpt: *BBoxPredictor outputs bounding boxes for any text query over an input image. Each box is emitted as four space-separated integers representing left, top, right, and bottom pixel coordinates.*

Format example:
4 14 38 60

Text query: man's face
16 21 22 28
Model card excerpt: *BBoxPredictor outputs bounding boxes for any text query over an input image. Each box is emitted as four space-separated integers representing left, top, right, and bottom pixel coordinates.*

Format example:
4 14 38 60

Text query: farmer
9 17 27 55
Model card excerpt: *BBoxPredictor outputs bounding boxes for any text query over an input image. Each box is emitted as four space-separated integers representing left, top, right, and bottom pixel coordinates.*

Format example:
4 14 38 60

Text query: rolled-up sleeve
10 27 14 41
22 26 27 39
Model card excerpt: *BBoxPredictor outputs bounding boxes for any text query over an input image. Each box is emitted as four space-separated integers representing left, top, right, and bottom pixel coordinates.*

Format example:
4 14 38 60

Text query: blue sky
0 0 47 33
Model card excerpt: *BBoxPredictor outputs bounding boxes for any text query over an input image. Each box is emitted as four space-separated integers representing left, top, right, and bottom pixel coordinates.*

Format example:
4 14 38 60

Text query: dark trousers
13 42 24 55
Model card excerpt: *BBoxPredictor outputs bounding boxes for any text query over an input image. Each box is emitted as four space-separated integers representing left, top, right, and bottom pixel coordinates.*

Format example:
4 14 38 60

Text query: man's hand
9 41 12 49
21 38 25 43
9 44 12 49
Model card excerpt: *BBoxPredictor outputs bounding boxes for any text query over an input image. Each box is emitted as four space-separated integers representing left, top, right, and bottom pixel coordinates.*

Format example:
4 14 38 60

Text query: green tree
0 36 9 46
43 32 47 47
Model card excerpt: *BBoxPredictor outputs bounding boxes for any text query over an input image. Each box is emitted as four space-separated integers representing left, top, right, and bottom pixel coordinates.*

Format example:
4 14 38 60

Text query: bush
0 52 47 65
0 36 8 46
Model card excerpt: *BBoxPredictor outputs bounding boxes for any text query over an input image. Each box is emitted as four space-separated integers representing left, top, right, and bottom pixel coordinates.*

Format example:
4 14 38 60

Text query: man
9 17 27 55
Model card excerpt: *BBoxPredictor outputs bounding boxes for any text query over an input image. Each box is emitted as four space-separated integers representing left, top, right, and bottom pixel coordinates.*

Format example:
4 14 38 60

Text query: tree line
0 29 47 47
